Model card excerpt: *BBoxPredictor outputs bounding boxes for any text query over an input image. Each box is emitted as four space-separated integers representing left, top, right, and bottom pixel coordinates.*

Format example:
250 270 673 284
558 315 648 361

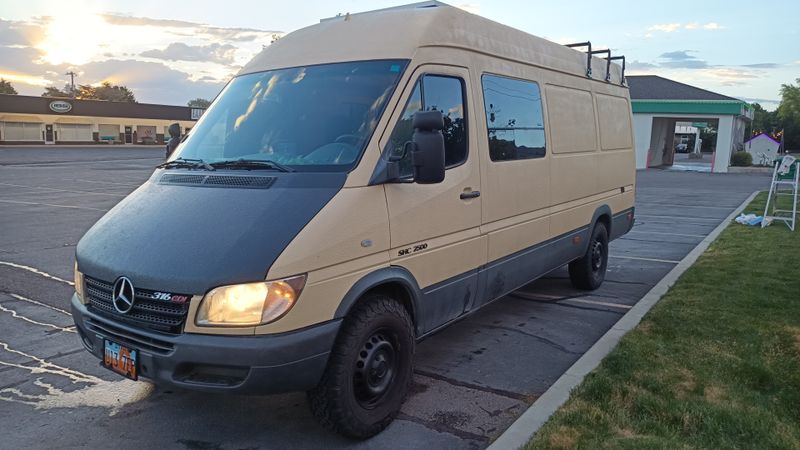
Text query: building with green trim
628 75 753 173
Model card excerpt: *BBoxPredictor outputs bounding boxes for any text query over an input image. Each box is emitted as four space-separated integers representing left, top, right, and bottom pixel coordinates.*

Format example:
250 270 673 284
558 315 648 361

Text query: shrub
731 151 753 167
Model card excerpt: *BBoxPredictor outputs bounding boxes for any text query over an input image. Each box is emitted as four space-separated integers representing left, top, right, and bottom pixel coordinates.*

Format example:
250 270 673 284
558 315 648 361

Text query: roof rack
565 42 592 78
607 56 626 85
565 41 626 85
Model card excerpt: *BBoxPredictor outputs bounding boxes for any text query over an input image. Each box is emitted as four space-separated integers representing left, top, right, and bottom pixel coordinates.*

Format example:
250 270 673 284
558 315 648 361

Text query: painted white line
72 179 141 188
635 214 721 222
636 202 737 210
7 293 72 316
0 182 126 197
627 230 707 239
0 302 76 333
564 298 632 310
609 255 680 264
0 199 109 212
0 341 101 384
488 190 760 450
0 261 74 286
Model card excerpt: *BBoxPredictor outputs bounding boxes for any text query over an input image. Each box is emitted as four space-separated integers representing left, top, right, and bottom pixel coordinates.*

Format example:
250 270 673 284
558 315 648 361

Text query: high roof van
71 2 635 438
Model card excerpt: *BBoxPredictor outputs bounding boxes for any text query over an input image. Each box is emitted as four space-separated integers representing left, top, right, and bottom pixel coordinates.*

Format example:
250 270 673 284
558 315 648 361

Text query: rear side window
385 75 467 177
482 74 546 161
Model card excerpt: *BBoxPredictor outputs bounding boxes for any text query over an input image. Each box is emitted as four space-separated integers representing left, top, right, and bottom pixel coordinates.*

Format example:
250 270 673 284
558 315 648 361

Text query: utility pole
65 71 77 97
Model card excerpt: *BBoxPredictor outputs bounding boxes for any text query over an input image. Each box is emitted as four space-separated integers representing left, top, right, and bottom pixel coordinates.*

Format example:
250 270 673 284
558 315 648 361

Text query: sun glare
37 11 109 65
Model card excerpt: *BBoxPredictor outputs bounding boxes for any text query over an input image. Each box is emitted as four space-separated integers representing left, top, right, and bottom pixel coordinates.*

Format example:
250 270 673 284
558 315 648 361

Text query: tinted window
482 74 546 161
173 60 407 172
385 75 467 177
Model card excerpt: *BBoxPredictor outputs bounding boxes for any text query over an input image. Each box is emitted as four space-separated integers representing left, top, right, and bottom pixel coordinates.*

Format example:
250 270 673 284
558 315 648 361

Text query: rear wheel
569 222 609 290
308 294 414 439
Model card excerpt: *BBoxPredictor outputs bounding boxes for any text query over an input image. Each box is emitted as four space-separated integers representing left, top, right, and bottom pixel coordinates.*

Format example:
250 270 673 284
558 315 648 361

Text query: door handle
460 190 481 200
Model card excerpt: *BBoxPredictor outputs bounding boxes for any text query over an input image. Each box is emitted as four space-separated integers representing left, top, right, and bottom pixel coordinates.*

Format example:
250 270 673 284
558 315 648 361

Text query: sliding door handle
460 190 481 200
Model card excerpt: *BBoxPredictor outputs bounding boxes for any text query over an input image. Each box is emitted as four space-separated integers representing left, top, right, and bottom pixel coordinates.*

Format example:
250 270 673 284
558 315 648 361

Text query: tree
42 84 74 98
187 98 211 108
76 82 136 103
748 103 778 136
776 78 800 150
0 79 17 95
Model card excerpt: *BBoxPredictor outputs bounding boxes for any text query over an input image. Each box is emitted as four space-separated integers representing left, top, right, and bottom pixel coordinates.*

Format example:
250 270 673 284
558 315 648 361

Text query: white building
628 76 753 173
744 133 781 165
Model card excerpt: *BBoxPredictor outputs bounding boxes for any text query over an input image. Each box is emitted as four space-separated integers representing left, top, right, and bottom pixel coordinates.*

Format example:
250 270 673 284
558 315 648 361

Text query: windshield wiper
209 159 294 172
156 157 215 171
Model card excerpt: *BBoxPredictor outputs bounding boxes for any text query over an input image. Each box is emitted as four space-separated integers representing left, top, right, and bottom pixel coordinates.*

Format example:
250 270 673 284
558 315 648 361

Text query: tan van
71 2 635 438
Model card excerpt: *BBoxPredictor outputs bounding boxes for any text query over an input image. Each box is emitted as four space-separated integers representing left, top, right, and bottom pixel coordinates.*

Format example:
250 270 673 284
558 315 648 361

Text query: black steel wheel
569 222 609 290
308 294 414 439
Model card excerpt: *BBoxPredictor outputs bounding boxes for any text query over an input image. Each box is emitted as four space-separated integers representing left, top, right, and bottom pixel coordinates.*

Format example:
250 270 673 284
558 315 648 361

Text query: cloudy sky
1 0 798 108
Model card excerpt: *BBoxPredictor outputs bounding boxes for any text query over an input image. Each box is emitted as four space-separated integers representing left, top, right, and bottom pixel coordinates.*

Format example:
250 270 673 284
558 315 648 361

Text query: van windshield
173 60 408 172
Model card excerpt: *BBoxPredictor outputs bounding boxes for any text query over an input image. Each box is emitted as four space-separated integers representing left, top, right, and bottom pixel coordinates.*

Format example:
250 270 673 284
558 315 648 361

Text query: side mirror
411 110 445 184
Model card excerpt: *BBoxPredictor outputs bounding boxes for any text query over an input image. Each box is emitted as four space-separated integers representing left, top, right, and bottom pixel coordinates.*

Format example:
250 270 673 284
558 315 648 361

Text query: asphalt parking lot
0 147 769 449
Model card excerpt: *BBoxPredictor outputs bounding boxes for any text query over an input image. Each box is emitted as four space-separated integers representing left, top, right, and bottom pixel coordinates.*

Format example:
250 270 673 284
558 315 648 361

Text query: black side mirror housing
411 111 445 184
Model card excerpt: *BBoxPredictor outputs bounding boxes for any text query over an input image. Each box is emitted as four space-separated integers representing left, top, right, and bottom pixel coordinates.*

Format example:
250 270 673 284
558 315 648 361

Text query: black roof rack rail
565 42 592 78
607 55 626 85
589 49 612 82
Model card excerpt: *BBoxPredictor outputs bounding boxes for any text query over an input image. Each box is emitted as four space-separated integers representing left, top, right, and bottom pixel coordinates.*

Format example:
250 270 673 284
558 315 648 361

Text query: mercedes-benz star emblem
112 277 136 314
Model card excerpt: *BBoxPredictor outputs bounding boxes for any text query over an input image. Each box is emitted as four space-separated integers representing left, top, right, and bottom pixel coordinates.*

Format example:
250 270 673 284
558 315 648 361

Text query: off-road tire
569 222 609 290
307 294 414 439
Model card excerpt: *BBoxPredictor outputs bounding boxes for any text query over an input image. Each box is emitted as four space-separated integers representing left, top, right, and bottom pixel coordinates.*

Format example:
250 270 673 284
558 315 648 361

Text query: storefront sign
190 108 205 120
49 100 73 113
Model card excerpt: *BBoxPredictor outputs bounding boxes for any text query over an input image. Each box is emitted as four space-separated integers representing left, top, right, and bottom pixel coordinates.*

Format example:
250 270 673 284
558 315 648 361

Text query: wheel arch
334 266 422 336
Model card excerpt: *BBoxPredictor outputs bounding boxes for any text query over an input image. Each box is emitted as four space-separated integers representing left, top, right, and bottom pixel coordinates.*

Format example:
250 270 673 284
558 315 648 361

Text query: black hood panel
76 171 346 294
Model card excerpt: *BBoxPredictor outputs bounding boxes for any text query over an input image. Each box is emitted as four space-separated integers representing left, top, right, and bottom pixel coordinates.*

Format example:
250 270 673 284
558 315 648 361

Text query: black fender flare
585 205 613 252
333 265 422 332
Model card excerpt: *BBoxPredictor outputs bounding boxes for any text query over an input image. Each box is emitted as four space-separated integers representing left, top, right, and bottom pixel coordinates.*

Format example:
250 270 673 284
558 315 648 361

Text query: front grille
84 276 191 334
85 317 174 355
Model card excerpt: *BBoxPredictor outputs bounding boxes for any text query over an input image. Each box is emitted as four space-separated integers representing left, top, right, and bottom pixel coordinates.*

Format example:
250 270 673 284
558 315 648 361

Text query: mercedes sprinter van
72 2 635 438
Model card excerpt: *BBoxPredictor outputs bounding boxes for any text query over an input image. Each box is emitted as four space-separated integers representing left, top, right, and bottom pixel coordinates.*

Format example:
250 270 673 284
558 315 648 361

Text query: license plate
103 339 138 381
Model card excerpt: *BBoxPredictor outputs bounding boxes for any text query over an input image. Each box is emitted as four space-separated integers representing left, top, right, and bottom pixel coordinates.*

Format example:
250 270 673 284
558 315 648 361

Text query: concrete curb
488 190 761 450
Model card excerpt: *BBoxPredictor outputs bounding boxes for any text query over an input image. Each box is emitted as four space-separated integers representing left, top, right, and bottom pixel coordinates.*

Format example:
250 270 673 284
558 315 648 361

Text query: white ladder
763 157 799 231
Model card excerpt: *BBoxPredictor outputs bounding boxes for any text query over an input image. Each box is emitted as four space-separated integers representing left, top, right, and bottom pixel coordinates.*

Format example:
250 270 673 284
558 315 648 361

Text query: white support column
633 114 653 169
713 115 734 173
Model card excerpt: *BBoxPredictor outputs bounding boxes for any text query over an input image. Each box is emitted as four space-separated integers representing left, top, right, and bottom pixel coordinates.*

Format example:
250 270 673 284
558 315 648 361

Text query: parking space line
0 182 127 197
609 255 680 264
0 262 73 286
563 298 632 310
627 230 707 238
635 214 722 222
0 199 109 212
0 302 76 333
6 293 72 316
71 179 142 188
635 202 737 210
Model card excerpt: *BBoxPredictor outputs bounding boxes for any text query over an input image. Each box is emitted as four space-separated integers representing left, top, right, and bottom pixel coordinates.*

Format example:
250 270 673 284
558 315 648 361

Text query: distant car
675 143 689 153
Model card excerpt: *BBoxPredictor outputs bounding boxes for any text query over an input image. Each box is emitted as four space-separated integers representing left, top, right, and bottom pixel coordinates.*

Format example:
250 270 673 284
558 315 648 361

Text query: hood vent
159 173 277 189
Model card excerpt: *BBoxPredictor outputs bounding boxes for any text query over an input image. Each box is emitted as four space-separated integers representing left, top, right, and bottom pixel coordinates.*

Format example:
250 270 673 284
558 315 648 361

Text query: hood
76 170 346 294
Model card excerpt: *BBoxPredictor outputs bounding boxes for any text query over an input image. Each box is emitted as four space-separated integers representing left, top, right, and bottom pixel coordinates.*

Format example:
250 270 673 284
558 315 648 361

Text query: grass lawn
526 193 800 450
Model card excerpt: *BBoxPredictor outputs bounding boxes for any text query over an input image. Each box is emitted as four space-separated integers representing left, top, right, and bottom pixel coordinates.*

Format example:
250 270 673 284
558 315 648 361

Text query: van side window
385 75 467 177
482 74 546 161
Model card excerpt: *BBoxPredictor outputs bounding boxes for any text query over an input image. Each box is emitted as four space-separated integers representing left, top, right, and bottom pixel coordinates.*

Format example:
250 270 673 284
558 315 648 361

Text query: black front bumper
71 294 339 394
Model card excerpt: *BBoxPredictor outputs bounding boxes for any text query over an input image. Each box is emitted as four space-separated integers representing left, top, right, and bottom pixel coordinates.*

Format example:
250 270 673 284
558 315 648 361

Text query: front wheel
308 294 414 439
569 222 609 290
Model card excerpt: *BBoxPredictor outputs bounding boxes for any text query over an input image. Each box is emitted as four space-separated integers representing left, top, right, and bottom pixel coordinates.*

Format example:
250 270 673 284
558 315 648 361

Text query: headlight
196 275 306 326
74 263 87 304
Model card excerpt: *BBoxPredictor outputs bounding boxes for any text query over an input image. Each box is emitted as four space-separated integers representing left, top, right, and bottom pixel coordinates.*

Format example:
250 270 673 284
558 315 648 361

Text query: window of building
56 124 92 141
482 74 546 161
384 75 467 177
4 122 42 141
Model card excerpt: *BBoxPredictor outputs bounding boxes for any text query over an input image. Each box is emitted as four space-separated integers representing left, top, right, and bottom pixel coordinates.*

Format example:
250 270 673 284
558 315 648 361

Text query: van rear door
382 65 486 334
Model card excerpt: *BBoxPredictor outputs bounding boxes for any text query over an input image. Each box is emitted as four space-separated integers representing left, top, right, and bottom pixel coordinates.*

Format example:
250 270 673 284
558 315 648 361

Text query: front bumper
71 294 339 394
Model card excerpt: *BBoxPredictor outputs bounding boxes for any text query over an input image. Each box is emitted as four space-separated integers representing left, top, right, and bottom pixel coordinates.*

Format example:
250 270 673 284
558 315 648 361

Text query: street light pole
65 71 77 97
